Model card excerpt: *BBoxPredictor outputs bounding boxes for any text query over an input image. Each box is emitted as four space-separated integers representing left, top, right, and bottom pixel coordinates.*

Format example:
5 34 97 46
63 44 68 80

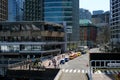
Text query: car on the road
69 55 74 60
77 46 89 54
76 52 81 56
69 53 78 60
60 59 65 64
64 58 69 62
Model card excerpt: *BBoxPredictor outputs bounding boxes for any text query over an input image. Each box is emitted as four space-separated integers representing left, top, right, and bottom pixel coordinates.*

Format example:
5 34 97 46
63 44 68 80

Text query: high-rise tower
110 0 120 49
44 0 79 41
0 0 8 21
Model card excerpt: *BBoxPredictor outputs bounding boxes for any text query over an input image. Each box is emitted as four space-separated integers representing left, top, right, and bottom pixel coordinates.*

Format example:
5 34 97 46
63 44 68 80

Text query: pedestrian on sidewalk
48 60 51 66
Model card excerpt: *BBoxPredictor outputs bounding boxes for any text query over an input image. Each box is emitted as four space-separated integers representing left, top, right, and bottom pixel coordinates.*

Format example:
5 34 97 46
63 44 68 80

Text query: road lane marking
73 69 77 73
65 69 69 73
62 69 89 74
78 70 80 73
69 69 73 73
82 70 84 73
85 70 88 73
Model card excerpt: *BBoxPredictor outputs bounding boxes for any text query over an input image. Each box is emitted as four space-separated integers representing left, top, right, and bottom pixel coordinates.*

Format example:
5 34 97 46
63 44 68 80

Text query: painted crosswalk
62 69 89 73
62 69 120 74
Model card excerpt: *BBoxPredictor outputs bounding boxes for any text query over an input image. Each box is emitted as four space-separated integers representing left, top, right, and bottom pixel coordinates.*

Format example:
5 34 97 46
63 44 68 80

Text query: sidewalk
42 53 69 68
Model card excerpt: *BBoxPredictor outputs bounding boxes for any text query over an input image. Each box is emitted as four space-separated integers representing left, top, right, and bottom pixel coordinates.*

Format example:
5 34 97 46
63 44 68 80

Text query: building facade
8 0 17 21
24 0 43 21
0 21 64 55
92 11 110 26
79 8 91 20
44 0 79 42
110 0 120 51
93 10 104 15
0 0 8 21
8 0 24 21
0 21 64 76
79 19 97 48
16 0 24 21
24 0 79 41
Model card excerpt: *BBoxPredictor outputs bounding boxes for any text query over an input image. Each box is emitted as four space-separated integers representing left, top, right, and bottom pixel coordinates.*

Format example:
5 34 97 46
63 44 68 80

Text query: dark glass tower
24 0 43 21
44 0 79 41
0 0 8 21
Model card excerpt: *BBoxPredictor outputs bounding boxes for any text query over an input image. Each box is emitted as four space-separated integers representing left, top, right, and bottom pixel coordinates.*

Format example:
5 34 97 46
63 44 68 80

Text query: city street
59 49 90 80
58 48 102 80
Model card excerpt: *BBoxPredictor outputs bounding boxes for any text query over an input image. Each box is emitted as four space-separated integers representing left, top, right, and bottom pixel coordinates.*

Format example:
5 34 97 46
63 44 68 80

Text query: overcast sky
79 0 110 14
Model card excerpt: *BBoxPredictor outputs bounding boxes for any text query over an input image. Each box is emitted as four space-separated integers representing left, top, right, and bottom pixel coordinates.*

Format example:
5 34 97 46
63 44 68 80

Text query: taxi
76 52 81 56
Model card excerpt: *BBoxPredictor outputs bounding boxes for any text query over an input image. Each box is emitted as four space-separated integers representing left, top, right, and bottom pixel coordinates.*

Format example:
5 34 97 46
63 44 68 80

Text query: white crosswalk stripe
62 69 89 73
62 69 120 74
65 69 69 73
69 69 73 73
73 69 77 73
78 70 80 73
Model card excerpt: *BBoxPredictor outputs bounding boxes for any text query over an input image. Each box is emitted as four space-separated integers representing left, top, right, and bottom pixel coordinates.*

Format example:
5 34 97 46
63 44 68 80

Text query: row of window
111 30 120 33
45 0 71 2
111 34 120 38
45 17 72 22
44 2 72 7
44 7 72 11
0 45 42 52
0 44 62 53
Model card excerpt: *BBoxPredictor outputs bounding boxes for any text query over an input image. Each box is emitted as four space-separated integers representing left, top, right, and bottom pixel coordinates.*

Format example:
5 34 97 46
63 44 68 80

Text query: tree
96 25 111 45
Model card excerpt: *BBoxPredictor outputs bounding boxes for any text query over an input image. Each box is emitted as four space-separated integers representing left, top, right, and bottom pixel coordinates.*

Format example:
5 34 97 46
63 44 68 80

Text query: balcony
0 31 11 36
51 31 59 37
59 32 64 37
31 31 41 36
11 31 31 37
41 31 52 36
41 31 64 37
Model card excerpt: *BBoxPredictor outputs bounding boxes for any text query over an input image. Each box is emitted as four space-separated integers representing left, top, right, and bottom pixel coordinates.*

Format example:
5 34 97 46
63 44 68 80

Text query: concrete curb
54 69 63 80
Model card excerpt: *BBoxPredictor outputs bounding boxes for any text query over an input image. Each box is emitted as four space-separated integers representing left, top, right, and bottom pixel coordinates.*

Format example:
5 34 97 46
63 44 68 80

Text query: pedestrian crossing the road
62 69 120 74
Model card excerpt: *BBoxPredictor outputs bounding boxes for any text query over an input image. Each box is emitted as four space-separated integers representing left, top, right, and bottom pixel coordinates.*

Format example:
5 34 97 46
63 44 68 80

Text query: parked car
77 46 89 54
76 52 81 56
69 53 78 60
69 55 74 60
64 58 69 62
60 59 65 64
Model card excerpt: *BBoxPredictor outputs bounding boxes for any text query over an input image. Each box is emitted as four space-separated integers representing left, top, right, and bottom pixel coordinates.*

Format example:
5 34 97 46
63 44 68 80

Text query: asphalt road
58 48 104 80
59 51 89 80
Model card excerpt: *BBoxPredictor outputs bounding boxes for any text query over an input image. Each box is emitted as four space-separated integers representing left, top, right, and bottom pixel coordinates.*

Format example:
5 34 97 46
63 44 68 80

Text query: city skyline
79 0 110 13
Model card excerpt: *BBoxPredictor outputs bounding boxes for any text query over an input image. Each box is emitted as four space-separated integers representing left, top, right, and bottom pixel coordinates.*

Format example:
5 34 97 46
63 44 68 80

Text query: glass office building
8 0 17 21
24 0 43 21
8 0 24 21
44 0 79 41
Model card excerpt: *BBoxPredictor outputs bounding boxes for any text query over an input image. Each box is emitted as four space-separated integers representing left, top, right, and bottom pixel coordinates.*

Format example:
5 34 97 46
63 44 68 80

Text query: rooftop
79 19 95 26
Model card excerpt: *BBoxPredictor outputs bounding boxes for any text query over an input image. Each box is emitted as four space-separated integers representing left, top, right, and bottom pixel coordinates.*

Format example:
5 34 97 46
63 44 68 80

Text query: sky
79 0 110 14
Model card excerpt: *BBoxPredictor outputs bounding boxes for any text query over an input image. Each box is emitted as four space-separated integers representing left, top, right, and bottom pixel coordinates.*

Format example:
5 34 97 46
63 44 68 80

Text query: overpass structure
89 52 120 80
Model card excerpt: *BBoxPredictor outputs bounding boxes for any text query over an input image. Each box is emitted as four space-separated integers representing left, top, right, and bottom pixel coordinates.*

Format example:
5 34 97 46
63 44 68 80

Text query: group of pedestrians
47 54 65 68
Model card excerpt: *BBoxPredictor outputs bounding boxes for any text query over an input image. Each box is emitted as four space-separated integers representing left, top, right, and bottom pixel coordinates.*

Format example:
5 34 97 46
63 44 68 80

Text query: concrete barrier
54 69 63 80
